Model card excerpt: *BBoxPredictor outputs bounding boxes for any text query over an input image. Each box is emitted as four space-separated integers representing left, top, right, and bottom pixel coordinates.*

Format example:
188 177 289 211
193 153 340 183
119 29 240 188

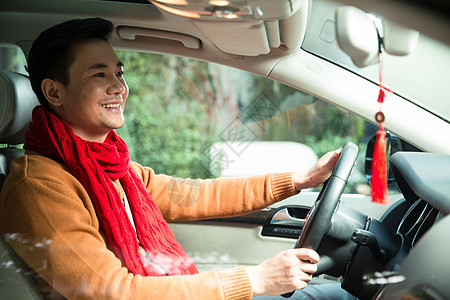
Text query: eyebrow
87 61 124 70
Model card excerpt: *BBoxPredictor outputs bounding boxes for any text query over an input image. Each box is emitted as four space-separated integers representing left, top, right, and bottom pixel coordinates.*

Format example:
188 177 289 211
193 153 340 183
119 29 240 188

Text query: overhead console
148 0 309 56
149 0 304 20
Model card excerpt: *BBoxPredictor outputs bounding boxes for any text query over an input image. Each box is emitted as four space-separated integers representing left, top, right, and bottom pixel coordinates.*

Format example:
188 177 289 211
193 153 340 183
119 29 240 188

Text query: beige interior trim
117 26 201 49
265 20 281 48
192 20 270 56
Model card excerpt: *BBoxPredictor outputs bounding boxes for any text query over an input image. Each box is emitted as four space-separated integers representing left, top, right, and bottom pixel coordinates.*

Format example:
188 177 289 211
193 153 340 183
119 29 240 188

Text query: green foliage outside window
0 47 27 74
115 51 217 178
115 51 369 191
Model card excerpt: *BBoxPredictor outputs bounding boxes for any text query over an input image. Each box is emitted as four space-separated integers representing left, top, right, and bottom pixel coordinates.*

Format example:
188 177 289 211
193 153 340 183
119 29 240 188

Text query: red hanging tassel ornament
371 120 389 204
371 52 390 204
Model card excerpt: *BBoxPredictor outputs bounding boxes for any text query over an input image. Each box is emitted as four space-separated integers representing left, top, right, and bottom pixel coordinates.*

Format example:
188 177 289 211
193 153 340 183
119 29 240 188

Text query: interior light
223 13 238 19
209 0 230 6
152 1 200 18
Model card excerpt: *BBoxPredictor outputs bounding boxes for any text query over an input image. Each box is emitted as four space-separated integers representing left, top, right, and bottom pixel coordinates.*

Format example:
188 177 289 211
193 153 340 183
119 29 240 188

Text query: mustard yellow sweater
0 151 298 299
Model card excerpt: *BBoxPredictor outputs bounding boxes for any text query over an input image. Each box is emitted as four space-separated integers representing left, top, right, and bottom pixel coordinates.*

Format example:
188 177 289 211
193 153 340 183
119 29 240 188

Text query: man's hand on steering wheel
293 148 342 191
283 143 359 297
246 248 320 297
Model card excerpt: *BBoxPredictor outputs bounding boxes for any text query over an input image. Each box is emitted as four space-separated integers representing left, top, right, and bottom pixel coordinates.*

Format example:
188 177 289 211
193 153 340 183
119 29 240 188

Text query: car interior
0 69 41 298
1 0 450 299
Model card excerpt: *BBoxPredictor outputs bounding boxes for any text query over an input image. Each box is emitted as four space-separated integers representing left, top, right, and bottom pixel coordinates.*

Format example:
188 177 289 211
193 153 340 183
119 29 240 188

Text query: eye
93 72 105 78
116 71 124 78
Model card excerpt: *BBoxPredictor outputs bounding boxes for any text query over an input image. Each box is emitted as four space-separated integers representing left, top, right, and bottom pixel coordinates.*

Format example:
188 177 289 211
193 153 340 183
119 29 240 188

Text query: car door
168 191 401 275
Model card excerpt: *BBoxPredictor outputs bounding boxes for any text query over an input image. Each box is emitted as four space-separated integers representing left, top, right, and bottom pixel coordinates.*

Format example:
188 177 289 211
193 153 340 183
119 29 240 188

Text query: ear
41 78 64 107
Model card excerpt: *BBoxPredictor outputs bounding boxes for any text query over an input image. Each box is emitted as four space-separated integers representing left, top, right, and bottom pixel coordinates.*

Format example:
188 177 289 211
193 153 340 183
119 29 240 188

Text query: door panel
170 221 294 272
169 192 401 273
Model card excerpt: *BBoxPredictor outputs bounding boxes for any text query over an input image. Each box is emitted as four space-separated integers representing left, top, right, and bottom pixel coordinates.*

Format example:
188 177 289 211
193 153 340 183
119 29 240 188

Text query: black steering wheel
282 142 358 298
296 142 358 269
295 142 359 271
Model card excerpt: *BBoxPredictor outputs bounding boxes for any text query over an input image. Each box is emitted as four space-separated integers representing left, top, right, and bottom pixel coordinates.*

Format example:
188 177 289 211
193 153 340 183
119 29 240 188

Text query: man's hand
293 148 342 192
246 248 320 296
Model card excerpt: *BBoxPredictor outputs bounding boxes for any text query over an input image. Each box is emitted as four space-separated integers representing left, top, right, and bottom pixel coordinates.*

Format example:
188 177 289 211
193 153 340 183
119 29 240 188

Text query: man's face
52 38 129 142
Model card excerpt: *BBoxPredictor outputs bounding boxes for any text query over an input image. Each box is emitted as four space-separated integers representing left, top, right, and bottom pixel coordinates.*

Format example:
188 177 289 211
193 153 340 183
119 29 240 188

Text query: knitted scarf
24 106 198 276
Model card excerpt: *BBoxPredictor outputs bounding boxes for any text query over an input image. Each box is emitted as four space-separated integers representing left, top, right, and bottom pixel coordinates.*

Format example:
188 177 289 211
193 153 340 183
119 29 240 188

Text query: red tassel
371 50 390 204
371 125 389 204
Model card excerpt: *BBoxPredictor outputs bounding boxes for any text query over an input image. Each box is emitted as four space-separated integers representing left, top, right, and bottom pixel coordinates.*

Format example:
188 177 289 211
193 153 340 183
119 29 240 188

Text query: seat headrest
0 69 39 145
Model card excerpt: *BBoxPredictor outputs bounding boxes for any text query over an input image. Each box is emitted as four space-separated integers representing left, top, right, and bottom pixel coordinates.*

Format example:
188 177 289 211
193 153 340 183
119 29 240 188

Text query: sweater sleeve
0 155 253 300
130 161 298 221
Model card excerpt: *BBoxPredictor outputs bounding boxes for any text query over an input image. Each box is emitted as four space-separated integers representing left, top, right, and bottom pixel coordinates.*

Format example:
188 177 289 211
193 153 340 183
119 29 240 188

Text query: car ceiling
4 0 448 78
0 0 308 75
1 0 450 154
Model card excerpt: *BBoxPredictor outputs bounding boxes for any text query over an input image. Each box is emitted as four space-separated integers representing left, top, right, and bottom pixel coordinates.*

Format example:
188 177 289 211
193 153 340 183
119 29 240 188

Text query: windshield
302 0 450 123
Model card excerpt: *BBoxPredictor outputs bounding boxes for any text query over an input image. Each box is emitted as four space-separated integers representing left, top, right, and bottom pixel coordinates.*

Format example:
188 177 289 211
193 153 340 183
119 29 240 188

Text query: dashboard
343 152 450 299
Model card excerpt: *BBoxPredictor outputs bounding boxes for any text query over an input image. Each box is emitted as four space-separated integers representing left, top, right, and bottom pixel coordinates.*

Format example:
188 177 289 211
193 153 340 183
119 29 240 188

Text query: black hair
27 17 114 108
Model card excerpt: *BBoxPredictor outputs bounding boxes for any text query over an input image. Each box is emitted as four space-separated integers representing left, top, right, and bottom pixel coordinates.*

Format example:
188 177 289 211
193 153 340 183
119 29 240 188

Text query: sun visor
193 20 269 55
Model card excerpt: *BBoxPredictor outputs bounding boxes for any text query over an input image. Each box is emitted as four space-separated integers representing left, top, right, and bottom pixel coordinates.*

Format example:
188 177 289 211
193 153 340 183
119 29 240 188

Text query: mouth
101 103 121 109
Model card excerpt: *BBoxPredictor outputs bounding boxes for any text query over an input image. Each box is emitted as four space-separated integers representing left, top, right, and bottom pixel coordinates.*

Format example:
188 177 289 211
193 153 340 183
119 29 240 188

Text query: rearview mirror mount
365 132 421 185
365 132 399 185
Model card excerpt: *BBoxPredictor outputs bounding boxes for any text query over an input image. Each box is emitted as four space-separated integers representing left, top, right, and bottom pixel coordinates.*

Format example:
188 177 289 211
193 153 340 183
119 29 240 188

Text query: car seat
0 69 39 188
0 69 42 299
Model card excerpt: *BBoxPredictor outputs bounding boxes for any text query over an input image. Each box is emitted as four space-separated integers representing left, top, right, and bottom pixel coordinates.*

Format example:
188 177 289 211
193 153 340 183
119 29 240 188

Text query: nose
107 75 127 95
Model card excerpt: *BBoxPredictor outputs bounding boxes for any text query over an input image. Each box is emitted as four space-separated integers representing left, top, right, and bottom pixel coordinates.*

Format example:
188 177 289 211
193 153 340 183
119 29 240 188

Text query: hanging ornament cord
371 51 390 204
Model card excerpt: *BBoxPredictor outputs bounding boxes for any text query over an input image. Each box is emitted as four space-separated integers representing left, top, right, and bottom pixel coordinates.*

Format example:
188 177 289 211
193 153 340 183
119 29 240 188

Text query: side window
0 46 28 148
0 46 27 75
116 51 376 195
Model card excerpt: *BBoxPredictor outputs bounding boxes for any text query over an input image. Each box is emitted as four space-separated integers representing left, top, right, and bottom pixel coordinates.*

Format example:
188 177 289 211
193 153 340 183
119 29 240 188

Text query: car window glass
0 46 400 197
302 0 450 123
0 46 28 149
116 51 395 196
0 46 27 75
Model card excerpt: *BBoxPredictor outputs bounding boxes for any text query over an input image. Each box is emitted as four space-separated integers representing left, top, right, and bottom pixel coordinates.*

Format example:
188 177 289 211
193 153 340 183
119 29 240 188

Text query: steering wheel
296 142 359 272
282 142 358 298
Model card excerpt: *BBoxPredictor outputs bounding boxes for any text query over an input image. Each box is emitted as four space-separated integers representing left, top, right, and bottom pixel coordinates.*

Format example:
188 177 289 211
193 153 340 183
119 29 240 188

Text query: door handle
270 208 306 227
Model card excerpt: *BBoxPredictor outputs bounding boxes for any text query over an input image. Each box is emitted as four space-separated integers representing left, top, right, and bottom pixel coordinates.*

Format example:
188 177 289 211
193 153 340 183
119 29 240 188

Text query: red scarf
24 106 198 276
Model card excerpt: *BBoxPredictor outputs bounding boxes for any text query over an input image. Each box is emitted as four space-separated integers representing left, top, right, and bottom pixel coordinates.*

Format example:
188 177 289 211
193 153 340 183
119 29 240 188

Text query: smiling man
0 18 355 300
39 38 127 142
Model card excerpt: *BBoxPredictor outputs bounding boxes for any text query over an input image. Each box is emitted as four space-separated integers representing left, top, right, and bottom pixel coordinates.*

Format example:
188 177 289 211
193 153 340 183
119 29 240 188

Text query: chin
105 118 125 130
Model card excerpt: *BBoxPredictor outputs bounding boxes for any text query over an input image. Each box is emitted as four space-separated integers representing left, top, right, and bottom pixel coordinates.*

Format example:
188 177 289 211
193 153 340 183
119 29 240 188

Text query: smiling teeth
102 104 121 108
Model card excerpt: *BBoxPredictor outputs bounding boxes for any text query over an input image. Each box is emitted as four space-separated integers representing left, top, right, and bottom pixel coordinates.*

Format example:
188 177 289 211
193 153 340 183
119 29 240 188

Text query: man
0 18 351 299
